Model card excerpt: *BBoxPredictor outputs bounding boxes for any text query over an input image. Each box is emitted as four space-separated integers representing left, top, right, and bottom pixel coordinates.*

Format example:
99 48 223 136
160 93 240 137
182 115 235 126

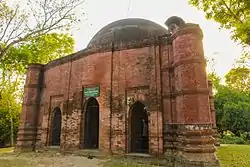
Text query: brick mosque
17 16 220 166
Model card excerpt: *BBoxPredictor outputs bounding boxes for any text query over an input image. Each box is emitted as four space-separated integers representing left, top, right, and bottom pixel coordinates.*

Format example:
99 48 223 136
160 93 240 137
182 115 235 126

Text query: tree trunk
10 117 14 147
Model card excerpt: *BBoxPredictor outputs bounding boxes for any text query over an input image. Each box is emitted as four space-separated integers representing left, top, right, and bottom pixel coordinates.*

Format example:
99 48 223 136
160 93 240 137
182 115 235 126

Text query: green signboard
84 86 100 97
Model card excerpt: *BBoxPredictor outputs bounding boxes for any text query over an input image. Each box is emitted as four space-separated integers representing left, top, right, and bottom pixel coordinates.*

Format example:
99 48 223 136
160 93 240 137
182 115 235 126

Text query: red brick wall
18 20 218 166
38 46 163 154
40 52 112 151
110 47 163 155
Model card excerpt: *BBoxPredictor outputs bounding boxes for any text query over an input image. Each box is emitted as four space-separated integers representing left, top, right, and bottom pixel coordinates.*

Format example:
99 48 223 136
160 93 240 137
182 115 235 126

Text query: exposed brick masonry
17 17 219 167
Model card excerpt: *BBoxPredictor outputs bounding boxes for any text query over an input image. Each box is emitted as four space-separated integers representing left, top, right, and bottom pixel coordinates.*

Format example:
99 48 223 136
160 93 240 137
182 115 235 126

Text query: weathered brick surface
167 24 218 166
17 64 44 148
18 18 219 166
23 47 163 154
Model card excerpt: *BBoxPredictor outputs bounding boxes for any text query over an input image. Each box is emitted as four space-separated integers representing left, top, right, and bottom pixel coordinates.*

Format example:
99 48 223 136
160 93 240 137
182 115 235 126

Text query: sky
72 0 243 78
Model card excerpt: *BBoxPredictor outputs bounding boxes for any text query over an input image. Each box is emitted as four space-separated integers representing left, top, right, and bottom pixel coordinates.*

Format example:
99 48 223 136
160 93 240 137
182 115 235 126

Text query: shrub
241 132 250 144
220 131 248 144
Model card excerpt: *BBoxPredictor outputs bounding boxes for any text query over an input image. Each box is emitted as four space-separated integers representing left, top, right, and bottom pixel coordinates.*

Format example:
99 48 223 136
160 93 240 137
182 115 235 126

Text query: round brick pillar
172 24 211 124
16 63 44 150
171 23 219 166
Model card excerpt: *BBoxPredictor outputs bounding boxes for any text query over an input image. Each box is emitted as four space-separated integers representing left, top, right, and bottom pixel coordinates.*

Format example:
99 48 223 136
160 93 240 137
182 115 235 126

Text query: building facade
17 16 219 166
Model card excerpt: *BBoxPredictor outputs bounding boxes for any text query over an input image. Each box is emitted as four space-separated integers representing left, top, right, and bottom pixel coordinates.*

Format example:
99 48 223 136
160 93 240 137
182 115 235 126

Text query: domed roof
87 18 168 49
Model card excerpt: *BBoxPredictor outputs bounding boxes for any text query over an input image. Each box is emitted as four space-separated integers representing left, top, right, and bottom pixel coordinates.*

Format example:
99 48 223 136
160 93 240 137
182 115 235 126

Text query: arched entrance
129 101 149 153
51 107 62 146
83 97 99 149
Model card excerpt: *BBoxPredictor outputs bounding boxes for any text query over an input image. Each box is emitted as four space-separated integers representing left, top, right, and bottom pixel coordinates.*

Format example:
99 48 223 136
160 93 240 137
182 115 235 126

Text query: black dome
87 18 168 49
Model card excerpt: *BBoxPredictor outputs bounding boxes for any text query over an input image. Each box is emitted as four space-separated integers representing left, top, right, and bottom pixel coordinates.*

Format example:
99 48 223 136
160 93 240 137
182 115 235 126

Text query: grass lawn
216 144 250 167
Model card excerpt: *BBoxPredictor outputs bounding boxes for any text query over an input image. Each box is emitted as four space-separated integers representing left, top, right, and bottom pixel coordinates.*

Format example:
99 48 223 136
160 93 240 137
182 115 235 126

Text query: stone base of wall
15 144 219 167
17 123 219 167
164 124 219 167
213 127 220 147
174 152 219 167
16 127 38 149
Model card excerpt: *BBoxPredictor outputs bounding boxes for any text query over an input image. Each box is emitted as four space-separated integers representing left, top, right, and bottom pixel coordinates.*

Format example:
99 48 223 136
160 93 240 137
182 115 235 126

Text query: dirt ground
0 151 161 167
0 151 107 167
0 147 163 167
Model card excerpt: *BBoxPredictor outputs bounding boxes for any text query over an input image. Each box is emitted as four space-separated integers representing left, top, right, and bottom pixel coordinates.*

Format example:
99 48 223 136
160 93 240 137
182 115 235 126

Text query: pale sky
72 0 243 78
9 0 243 78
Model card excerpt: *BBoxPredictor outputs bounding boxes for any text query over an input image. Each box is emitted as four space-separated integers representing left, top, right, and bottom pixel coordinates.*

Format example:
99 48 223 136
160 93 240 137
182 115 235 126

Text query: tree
206 56 221 91
0 32 75 93
225 67 250 92
221 101 250 136
0 33 75 75
237 49 250 68
214 85 250 136
0 33 75 146
208 70 250 136
189 0 250 45
0 0 84 59
208 72 221 90
0 74 22 146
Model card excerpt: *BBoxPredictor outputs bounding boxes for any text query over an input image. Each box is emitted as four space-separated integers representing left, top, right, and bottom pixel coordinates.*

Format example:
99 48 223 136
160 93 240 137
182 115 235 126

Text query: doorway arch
129 101 149 153
83 97 99 149
51 107 62 146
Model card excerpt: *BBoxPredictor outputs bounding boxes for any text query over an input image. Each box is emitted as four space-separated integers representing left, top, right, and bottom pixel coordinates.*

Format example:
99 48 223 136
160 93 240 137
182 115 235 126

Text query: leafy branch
0 0 84 59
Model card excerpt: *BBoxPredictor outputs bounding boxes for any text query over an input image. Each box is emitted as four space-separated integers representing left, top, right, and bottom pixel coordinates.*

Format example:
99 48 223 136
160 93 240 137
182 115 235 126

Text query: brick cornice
44 36 172 71
173 58 206 68
161 58 206 71
163 88 209 98
18 127 37 131
24 84 46 88
22 102 40 106
179 137 215 145
27 63 44 69
179 129 214 136
171 24 203 40
182 147 216 153
17 138 39 141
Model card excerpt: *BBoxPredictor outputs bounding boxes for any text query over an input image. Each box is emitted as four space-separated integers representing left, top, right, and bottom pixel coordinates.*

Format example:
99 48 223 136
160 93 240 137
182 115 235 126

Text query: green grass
216 144 250 167
0 147 14 153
